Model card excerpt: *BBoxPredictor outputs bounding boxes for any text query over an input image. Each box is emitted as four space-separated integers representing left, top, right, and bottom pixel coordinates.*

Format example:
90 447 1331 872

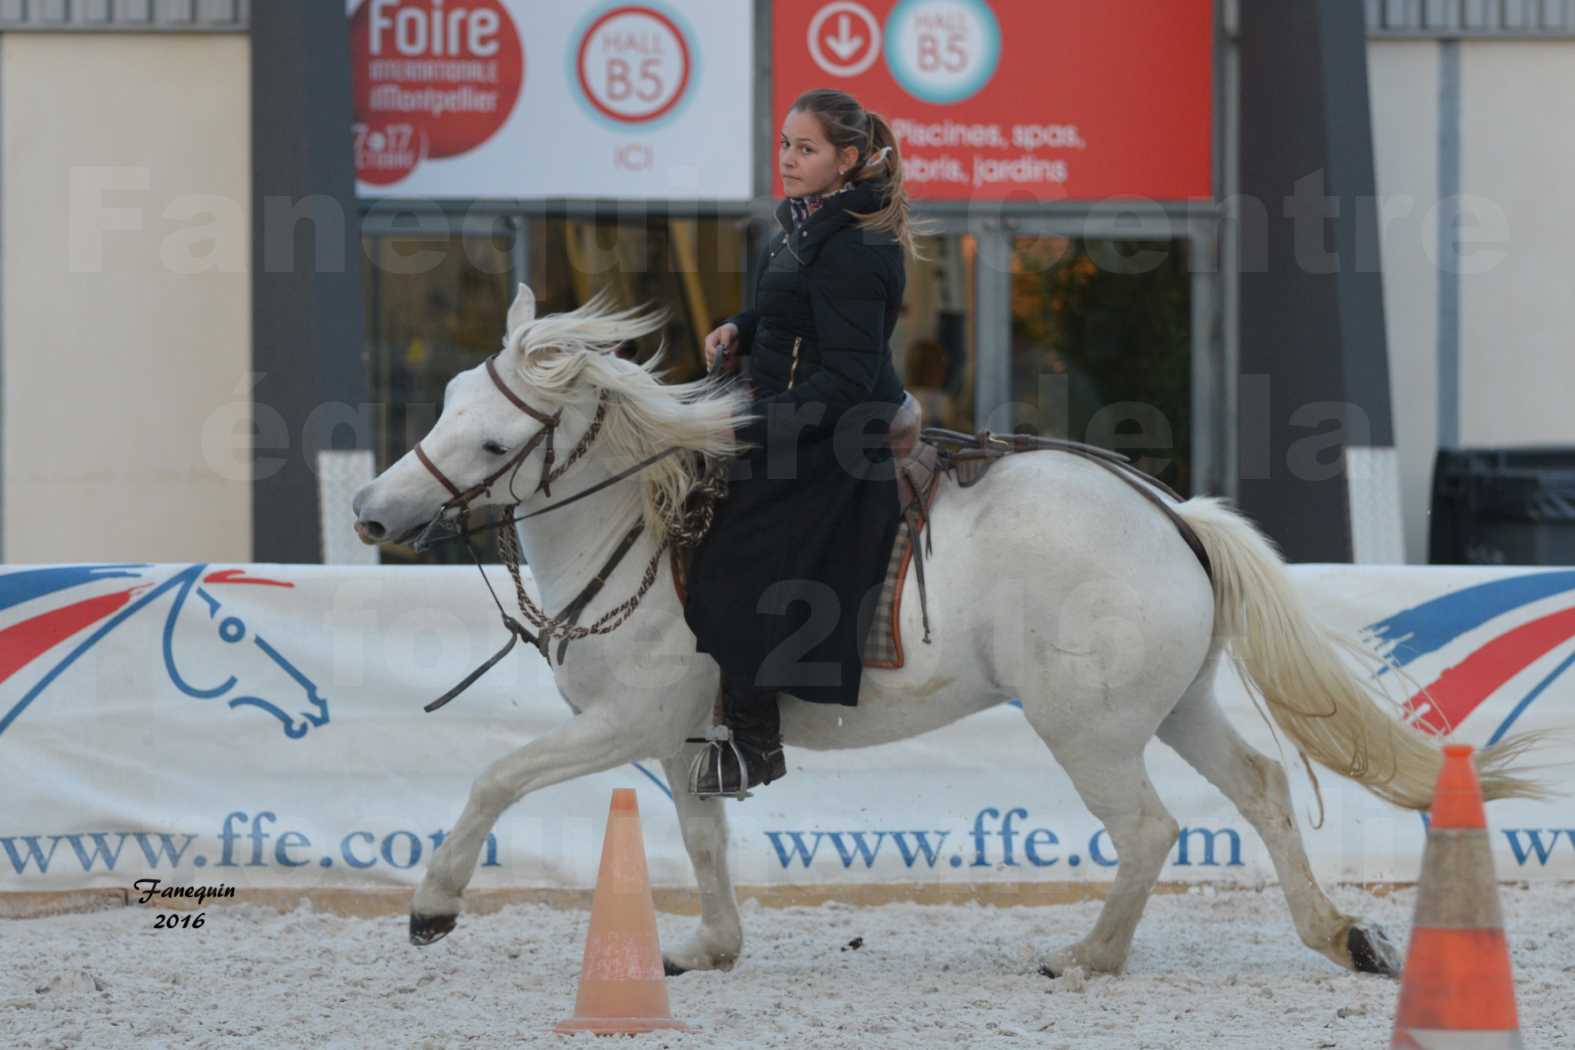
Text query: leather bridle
413 355 575 520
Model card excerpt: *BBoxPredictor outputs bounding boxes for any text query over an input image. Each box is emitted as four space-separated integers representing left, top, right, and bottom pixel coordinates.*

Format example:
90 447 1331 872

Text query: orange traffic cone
1391 744 1523 1049
555 789 691 1036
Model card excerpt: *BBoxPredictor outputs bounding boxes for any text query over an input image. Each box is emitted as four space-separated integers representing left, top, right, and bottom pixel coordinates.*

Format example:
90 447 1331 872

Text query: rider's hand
704 323 740 373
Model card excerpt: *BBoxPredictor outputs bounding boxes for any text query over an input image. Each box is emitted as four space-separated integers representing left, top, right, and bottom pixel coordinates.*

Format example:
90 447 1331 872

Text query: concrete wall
1369 37 1575 563
1 32 251 562
1458 42 1575 447
1369 41 1441 564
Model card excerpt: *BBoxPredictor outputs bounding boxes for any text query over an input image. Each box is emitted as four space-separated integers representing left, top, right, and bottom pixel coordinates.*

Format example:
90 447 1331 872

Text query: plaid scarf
787 181 856 230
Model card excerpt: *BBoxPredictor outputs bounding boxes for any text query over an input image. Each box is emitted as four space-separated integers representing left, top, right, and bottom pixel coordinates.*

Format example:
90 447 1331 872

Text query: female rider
684 88 919 797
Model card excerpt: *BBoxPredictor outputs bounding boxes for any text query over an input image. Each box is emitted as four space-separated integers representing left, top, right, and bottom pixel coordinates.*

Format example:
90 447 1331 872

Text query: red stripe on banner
203 569 294 588
1403 606 1575 733
0 588 140 685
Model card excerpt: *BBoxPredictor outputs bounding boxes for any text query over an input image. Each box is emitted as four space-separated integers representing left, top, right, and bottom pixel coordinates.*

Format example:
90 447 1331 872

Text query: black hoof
409 912 457 946
1347 924 1401 978
663 957 688 977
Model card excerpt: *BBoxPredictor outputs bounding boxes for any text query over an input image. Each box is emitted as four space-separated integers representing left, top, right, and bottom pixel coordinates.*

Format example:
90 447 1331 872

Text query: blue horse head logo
0 564 329 740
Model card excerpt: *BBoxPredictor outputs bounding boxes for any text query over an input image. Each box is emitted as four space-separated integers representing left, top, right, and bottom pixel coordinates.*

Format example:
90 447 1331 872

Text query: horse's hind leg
658 749 743 974
1031 741 1180 976
1020 659 1181 975
1156 650 1402 976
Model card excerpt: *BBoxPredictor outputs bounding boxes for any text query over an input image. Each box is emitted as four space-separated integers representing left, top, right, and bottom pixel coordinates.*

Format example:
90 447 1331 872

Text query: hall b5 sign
350 0 752 200
575 5 694 126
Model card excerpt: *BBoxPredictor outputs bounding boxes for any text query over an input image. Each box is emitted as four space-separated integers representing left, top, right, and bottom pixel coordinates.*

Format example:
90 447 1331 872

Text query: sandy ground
3 883 1571 1049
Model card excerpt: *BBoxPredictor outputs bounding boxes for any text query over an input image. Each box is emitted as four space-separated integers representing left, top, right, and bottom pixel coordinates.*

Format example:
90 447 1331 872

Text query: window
525 216 748 380
894 234 977 433
1008 236 1193 493
363 230 515 564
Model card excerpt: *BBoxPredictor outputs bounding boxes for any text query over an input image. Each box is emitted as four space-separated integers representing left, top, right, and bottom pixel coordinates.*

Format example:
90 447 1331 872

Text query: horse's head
353 284 651 547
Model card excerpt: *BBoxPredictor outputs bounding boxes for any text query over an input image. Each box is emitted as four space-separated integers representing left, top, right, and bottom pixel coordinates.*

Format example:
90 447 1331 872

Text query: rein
415 352 728 713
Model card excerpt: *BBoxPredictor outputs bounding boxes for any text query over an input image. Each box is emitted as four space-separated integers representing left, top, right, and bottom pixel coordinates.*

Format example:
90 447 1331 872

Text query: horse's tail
1174 496 1550 811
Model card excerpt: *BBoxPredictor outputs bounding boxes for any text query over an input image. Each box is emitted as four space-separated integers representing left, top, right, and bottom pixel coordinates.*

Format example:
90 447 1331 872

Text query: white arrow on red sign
825 14 864 60
807 1 881 78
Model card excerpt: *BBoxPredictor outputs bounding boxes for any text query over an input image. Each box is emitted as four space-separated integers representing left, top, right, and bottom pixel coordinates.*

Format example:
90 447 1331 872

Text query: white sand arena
3 882 1571 1049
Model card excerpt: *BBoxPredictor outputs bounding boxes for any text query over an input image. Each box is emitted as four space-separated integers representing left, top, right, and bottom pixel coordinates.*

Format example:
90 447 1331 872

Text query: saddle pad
862 451 944 669
669 450 945 671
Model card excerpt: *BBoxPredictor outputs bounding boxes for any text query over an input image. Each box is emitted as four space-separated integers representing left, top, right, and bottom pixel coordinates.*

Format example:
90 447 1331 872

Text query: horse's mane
502 291 756 548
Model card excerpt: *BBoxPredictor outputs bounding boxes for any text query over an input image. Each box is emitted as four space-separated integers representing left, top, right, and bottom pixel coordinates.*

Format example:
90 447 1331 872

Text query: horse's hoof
663 957 689 977
1347 924 1401 977
410 912 457 946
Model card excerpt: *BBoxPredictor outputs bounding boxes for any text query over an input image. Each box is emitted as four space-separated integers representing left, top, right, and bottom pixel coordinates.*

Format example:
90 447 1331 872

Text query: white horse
352 286 1543 978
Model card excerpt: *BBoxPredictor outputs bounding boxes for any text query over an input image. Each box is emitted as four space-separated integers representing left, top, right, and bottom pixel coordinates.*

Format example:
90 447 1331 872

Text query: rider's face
779 109 853 198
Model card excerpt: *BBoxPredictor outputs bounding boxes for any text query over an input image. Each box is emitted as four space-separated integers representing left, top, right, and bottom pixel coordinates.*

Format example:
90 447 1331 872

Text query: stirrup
684 724 756 801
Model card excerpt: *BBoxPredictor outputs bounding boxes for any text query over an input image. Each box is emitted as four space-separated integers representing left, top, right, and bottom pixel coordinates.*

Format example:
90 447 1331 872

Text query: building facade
1 0 1571 564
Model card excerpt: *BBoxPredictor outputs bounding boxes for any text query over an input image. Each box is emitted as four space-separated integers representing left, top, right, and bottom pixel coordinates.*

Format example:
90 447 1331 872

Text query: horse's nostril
360 520 386 541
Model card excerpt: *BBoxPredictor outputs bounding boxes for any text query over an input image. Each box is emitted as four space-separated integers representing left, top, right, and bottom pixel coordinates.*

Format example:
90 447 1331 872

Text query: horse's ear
507 283 537 333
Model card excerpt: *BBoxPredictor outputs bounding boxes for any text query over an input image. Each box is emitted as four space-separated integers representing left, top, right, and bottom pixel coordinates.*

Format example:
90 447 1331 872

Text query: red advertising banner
351 0 527 187
773 0 1213 202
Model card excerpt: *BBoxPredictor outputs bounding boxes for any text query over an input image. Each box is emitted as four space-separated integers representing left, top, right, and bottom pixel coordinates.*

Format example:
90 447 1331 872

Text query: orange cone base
1395 928 1519 1032
554 1017 693 1036
1393 1031 1524 1048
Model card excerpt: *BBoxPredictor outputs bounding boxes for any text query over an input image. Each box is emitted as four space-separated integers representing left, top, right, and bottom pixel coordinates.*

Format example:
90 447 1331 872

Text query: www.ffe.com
763 807 1247 871
5 807 1569 877
0 811 500 876
760 806 1575 872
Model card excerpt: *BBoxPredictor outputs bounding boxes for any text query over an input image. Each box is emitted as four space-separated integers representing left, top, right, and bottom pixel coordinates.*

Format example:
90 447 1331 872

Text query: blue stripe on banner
1366 571 1575 671
0 565 147 613
1489 646 1575 747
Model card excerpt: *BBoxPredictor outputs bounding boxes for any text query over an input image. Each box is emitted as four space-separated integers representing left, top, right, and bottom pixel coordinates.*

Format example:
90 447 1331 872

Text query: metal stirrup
685 724 755 801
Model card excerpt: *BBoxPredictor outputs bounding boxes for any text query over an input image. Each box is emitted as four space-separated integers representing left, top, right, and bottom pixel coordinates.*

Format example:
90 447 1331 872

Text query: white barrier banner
1 563 1571 898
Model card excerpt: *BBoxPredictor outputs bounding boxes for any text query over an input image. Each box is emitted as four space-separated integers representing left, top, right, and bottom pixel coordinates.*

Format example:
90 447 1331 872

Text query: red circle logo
576 5 692 125
350 0 525 186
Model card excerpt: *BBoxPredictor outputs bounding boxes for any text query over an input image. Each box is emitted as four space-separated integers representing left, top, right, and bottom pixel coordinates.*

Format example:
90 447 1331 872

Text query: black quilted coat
682 178 907 705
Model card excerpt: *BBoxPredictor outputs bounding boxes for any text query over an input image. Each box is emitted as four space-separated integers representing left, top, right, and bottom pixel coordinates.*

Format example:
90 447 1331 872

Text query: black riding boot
689 676 787 798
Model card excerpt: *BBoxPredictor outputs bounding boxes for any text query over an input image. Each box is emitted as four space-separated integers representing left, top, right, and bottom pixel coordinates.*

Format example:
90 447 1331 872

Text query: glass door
1006 232 1194 493
894 233 978 434
968 215 1223 498
523 215 749 382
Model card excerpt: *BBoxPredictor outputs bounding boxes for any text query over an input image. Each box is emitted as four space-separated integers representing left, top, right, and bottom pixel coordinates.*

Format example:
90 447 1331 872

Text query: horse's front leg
410 707 659 945
658 749 743 974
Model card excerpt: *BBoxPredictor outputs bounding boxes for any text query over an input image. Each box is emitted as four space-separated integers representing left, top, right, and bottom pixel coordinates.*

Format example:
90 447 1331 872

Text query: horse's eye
483 441 508 456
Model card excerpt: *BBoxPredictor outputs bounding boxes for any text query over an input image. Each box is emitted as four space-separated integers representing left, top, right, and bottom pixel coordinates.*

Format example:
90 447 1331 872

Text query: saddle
672 391 1214 670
